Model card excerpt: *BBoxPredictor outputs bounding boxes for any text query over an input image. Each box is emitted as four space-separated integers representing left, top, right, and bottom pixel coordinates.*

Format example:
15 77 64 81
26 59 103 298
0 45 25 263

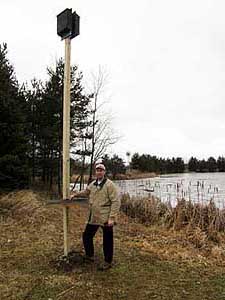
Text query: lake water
116 172 225 208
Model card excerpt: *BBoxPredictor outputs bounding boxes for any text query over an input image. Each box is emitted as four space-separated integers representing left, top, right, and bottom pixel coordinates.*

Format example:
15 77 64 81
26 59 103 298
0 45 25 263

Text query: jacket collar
93 177 107 189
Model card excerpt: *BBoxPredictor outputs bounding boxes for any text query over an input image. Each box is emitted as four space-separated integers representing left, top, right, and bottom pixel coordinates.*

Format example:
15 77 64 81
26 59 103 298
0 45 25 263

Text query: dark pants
83 223 113 263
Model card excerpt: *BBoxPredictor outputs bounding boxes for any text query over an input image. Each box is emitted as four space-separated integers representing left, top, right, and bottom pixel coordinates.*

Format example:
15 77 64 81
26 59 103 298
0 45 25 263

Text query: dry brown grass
121 194 225 248
0 190 45 221
120 193 171 225
1 190 225 300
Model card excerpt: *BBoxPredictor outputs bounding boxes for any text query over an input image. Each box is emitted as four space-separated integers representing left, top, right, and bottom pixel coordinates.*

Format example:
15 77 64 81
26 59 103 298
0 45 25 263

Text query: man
70 163 120 270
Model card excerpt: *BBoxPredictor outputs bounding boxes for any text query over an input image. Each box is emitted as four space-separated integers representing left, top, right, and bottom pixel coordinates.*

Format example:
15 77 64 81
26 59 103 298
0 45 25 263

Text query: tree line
0 43 117 191
130 153 185 173
130 153 225 174
188 156 225 172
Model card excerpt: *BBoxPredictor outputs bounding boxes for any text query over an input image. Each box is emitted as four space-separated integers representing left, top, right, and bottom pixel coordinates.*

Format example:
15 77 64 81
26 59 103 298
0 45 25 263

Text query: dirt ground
1 190 225 300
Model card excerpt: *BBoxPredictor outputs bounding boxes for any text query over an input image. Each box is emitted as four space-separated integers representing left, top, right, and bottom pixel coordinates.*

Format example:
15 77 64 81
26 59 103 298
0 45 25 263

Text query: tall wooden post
63 37 71 256
57 8 80 257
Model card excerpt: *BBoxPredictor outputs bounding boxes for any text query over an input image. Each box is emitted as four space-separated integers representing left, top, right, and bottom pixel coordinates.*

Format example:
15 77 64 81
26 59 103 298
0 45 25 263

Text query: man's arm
70 188 90 199
107 183 120 225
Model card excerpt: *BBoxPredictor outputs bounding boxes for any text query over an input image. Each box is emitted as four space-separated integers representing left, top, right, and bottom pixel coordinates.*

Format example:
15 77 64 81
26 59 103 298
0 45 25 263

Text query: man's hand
107 219 114 226
70 192 77 200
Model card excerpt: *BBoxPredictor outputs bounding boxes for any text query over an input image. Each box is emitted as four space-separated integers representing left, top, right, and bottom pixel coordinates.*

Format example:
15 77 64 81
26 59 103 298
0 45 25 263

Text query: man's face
95 168 105 180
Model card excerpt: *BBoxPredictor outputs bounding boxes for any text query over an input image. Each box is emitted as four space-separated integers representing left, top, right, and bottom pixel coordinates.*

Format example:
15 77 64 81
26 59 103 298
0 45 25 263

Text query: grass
121 194 225 245
1 190 225 299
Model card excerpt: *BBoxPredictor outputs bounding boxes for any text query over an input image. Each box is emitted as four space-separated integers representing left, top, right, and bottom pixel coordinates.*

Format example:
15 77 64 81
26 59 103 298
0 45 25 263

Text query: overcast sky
1 0 225 162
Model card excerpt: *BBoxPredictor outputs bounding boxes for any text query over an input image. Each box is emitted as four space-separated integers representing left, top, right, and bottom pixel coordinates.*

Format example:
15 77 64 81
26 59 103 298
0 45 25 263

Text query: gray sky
1 0 225 161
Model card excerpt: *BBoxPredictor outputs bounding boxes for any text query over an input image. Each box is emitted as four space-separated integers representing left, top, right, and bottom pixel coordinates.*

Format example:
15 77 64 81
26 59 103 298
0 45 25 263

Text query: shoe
98 262 112 271
83 255 94 263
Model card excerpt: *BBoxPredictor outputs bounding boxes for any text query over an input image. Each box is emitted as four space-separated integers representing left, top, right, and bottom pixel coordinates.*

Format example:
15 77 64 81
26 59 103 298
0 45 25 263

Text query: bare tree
87 66 120 183
94 115 119 160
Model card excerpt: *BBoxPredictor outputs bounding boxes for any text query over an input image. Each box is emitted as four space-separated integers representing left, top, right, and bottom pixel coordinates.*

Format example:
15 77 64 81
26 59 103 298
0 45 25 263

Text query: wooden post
63 37 71 256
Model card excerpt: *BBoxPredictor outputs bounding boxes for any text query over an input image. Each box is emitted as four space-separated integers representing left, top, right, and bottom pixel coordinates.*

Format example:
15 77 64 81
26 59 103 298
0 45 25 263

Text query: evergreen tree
26 58 92 191
131 152 140 170
164 157 172 173
207 156 217 172
172 157 185 173
70 64 93 189
217 156 225 172
103 154 126 179
25 79 44 183
0 43 29 188
188 156 198 172
198 159 207 172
